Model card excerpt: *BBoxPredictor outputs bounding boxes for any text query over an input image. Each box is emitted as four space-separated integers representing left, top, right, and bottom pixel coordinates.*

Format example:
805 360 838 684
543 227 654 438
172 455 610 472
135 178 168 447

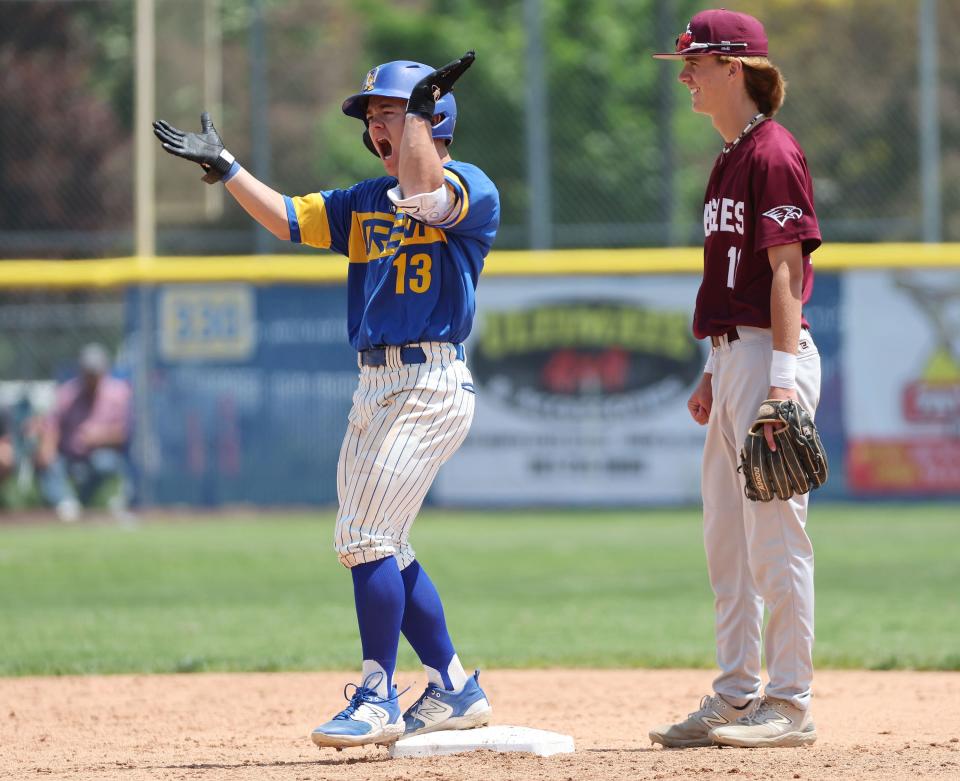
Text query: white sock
424 654 469 692
361 660 390 698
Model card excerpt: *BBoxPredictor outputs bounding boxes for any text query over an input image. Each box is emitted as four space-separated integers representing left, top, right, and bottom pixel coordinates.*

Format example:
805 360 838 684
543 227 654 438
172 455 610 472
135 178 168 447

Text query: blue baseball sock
400 560 466 691
351 557 405 697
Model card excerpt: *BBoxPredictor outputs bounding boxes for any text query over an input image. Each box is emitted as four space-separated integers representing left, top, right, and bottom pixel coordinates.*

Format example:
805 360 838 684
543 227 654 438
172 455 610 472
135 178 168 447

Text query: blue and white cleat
311 674 405 750
402 670 493 738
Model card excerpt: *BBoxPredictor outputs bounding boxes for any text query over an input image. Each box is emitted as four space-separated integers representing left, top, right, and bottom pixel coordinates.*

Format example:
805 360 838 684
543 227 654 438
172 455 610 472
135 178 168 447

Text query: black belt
359 343 465 367
710 327 740 348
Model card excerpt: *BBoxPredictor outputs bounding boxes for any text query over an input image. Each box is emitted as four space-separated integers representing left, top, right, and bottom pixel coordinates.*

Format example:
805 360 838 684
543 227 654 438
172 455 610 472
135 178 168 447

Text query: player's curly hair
720 56 787 116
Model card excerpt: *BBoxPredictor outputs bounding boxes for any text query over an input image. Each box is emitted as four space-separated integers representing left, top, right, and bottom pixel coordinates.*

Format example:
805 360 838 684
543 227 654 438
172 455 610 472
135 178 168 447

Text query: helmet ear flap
362 129 379 158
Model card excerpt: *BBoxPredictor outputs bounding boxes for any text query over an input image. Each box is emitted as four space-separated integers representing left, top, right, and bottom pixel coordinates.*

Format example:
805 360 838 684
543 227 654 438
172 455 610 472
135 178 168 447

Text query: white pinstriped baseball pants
335 342 475 569
702 326 820 711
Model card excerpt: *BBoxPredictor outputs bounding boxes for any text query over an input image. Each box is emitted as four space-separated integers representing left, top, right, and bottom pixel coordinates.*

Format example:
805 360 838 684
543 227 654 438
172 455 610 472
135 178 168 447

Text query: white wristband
704 349 715 375
770 350 797 389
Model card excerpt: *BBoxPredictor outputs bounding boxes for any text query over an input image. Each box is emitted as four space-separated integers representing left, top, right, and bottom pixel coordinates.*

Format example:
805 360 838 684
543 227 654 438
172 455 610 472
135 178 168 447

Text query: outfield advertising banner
431 274 842 506
431 276 710 505
124 273 843 508
844 270 960 495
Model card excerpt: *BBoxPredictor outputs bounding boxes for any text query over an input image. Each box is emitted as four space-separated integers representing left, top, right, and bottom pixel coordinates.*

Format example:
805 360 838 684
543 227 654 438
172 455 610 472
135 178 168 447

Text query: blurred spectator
0 406 14 487
33 344 133 522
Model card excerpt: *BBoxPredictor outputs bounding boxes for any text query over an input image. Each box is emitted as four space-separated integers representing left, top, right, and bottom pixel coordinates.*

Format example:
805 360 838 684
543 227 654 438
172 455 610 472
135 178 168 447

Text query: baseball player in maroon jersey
648 10 822 748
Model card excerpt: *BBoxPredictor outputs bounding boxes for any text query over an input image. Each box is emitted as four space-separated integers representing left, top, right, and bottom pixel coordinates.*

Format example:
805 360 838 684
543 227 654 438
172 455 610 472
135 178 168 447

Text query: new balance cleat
710 696 817 748
311 673 404 749
402 669 492 738
650 694 756 748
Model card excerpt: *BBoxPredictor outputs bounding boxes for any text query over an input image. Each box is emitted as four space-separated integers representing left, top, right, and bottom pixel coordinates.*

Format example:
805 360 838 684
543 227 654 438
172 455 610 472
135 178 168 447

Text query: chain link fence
0 0 957 510
1 0 957 389
1 0 957 264
1 0 957 381
1 0 958 389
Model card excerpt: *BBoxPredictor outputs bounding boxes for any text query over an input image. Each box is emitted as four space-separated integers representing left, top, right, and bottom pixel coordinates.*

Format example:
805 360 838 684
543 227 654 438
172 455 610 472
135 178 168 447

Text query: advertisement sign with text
844 270 960 495
431 276 709 505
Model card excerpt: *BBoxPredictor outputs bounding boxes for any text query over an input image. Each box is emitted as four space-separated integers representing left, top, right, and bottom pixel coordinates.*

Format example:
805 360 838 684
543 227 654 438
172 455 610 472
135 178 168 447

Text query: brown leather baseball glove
739 398 829 502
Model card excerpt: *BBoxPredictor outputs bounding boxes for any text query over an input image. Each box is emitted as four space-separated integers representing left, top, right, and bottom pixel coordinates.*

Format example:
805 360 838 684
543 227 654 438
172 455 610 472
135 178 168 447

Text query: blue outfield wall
803 272 844 498
126 285 357 506
125 275 844 507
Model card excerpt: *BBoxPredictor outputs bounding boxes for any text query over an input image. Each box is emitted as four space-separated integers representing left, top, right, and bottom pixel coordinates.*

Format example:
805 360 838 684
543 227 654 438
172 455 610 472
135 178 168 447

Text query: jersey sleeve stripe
433 175 464 229
438 169 471 228
283 195 302 244
290 193 333 249
443 171 465 201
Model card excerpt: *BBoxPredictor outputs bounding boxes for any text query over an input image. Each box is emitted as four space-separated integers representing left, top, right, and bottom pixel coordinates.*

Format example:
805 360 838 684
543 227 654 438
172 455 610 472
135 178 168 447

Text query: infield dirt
2 669 958 780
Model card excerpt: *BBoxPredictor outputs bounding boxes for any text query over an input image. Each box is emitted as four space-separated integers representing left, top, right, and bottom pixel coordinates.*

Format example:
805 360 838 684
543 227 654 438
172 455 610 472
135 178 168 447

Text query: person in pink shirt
34 344 133 522
0 407 14 489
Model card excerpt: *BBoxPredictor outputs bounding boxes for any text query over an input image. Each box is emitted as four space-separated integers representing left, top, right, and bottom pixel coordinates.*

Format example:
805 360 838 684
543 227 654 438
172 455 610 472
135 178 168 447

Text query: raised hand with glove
390 50 477 224
152 112 239 184
405 50 475 120
152 111 289 237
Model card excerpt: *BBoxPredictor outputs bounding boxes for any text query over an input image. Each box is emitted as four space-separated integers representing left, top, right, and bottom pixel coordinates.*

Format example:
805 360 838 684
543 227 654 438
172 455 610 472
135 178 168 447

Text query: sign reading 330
160 284 256 361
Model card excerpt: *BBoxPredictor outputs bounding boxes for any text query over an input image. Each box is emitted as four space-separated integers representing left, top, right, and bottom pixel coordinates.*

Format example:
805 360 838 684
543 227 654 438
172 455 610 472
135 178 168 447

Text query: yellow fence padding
2 243 959 288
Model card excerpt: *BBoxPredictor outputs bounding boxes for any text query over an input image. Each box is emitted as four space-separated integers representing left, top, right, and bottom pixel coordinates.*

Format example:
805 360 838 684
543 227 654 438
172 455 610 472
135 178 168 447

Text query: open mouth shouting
374 136 394 160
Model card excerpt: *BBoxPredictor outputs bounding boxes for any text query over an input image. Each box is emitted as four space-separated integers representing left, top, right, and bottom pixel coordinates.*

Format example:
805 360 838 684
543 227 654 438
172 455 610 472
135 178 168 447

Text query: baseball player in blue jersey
154 52 500 750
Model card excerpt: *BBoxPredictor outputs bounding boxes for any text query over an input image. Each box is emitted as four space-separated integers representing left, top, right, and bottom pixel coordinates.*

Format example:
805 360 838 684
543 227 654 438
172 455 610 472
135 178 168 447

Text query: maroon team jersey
693 119 821 339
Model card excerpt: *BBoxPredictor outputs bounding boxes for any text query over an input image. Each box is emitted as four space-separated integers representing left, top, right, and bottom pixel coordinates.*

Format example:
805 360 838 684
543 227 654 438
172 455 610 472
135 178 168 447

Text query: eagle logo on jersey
362 66 379 92
762 205 803 227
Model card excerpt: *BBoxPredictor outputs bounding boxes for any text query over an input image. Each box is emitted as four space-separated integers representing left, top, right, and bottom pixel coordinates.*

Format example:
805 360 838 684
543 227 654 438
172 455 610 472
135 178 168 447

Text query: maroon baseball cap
652 8 768 59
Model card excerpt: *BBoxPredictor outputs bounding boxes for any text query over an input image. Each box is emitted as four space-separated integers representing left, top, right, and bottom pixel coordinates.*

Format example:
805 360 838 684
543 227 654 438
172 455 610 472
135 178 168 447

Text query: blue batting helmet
342 61 458 144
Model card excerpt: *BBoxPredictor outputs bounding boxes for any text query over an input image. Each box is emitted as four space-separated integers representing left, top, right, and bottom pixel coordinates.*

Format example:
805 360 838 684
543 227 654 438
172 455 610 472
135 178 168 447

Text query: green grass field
0 504 957 676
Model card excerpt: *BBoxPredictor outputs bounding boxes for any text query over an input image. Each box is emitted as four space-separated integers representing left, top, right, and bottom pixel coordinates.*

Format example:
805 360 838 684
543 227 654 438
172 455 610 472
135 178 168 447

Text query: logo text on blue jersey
362 215 394 257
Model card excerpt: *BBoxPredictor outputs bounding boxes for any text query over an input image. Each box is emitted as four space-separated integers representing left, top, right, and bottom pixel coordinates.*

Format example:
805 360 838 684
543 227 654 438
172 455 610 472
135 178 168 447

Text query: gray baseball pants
702 325 820 711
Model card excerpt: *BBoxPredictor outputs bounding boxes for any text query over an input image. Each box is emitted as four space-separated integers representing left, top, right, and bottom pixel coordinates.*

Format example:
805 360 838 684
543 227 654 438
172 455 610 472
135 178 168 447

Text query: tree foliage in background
741 0 922 240
337 0 958 247
546 0 667 240
685 0 959 242
344 0 528 242
0 0 956 257
0 1 132 257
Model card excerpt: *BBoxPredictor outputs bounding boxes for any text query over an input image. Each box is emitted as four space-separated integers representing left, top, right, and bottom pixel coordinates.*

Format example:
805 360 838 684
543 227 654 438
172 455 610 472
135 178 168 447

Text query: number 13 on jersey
727 246 741 288
393 252 432 294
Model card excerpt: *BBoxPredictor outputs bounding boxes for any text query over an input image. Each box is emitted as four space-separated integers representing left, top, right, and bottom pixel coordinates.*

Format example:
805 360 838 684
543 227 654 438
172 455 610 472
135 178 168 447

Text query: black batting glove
406 50 476 120
153 112 237 184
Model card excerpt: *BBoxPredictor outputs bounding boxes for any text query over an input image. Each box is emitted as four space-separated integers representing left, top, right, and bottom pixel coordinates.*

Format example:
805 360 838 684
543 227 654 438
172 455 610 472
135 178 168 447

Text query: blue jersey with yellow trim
284 161 499 351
